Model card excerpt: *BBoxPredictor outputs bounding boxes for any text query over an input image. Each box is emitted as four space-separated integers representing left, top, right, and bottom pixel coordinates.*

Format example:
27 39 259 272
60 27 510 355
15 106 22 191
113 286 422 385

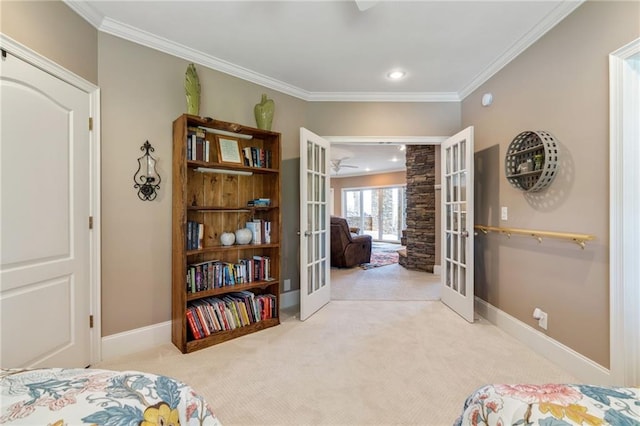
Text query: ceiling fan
331 158 359 173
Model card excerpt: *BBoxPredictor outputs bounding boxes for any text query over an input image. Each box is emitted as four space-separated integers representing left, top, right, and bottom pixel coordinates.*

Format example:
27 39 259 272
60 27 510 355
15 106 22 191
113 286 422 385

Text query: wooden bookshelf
171 114 281 353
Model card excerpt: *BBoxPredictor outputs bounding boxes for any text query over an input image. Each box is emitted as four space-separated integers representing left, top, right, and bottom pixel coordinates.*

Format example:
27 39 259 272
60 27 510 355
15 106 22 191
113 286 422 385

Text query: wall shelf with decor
172 114 281 354
505 130 559 192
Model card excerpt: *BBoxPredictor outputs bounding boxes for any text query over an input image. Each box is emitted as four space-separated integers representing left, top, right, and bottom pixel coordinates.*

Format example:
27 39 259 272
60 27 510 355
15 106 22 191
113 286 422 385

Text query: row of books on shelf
187 255 272 293
187 127 210 162
245 219 271 244
187 292 277 340
242 147 272 169
186 220 204 250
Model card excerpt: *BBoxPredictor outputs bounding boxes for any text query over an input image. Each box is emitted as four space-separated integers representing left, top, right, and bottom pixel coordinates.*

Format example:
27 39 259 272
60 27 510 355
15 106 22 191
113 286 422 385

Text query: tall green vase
254 93 275 131
185 63 200 116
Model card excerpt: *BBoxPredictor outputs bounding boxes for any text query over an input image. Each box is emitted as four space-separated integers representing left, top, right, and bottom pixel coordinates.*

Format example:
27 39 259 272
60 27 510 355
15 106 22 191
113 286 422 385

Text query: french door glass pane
320 259 326 288
460 171 467 201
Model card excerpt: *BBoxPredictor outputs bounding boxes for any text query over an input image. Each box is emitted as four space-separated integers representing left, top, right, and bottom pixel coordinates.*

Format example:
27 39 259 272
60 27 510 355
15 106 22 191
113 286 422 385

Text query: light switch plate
501 206 508 221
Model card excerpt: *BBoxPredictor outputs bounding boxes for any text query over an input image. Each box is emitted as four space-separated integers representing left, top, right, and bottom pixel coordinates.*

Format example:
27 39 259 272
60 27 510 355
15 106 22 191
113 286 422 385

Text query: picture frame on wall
216 136 242 164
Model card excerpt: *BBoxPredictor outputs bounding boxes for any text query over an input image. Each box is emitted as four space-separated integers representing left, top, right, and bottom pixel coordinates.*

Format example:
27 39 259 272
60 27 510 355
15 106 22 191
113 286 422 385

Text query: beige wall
330 171 407 216
307 102 460 137
463 0 640 368
0 0 98 84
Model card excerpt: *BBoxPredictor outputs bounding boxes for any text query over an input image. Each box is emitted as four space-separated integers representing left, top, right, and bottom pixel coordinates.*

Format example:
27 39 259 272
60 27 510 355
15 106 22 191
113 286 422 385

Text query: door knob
461 230 469 238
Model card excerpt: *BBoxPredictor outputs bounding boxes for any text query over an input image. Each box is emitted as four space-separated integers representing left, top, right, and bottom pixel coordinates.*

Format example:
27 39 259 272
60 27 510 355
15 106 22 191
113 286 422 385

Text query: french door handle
304 230 312 237
461 230 469 238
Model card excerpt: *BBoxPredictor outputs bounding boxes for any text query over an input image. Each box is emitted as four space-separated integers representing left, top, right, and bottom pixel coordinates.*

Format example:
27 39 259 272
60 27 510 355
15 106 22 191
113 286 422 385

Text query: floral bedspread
0 368 222 425
455 384 640 426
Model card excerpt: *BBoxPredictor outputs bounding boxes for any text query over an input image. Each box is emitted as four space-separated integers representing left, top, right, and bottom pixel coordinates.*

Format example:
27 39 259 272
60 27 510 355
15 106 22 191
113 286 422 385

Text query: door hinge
89 216 93 229
89 315 94 328
89 117 93 131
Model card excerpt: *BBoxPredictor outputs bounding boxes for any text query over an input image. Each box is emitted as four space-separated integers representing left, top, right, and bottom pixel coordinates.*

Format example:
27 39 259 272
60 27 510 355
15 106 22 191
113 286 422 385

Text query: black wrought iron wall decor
133 141 161 201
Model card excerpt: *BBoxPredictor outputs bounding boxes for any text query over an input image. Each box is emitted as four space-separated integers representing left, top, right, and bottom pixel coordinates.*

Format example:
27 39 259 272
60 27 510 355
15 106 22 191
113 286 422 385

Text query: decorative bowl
235 228 253 245
220 232 235 246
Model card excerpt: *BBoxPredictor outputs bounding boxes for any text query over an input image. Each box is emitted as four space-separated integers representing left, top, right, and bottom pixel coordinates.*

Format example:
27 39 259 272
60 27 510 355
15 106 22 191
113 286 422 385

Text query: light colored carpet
331 263 441 301
95 301 577 426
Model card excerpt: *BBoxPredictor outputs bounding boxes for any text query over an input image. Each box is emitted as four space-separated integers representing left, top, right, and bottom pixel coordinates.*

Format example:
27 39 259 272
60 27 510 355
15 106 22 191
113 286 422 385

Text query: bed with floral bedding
455 383 640 425
0 368 221 425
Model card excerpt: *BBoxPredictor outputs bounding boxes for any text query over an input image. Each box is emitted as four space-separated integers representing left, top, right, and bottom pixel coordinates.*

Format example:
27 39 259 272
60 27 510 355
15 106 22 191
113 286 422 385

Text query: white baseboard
433 264 441 275
101 321 171 362
281 290 300 309
475 298 611 385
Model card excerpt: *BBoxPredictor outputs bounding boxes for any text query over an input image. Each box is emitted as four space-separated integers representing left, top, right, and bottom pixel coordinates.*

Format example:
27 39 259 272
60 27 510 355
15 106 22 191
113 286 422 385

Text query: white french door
299 128 331 321
0 45 94 367
441 127 475 323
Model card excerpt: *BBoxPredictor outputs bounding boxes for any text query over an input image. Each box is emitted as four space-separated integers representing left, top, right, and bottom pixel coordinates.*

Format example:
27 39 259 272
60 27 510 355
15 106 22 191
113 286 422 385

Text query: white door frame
609 37 640 386
1 34 102 365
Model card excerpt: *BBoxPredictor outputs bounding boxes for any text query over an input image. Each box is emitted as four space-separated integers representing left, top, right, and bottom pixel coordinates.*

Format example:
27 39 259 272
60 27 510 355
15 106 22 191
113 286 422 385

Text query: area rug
361 251 399 269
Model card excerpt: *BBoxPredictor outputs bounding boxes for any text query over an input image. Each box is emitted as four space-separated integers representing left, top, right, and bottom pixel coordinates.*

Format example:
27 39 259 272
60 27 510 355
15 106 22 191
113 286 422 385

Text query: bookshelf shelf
185 318 280 352
186 243 280 257
186 279 278 301
172 114 281 353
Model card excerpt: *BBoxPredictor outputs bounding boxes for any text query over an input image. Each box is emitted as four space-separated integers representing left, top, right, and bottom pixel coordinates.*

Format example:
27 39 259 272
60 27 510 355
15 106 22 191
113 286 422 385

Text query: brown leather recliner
330 216 372 268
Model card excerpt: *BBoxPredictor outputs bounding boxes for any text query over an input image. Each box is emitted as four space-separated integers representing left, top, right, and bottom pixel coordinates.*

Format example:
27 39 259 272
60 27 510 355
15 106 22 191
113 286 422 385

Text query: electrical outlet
538 311 548 330
533 307 548 330
284 279 291 292
501 206 508 221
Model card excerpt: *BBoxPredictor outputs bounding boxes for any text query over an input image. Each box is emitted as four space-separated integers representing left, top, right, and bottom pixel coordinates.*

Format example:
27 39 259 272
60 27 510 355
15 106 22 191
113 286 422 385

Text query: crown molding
65 0 582 103
65 8 460 103
98 17 313 101
98 17 459 103
458 0 584 100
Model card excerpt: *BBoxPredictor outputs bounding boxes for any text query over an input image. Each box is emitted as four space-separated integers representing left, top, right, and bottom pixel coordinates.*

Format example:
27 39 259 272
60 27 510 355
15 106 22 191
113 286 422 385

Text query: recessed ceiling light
387 70 406 80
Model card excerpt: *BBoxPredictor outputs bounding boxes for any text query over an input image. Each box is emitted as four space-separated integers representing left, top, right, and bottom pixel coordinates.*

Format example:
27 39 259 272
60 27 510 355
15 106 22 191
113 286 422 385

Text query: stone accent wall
400 145 435 272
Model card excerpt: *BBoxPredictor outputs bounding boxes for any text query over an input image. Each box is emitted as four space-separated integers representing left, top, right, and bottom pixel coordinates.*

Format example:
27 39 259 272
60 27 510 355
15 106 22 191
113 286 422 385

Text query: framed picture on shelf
215 136 242 164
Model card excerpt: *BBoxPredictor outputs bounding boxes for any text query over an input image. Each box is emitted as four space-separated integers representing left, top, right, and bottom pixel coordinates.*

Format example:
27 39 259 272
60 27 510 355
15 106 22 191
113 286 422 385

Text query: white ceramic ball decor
220 232 235 246
235 228 253 245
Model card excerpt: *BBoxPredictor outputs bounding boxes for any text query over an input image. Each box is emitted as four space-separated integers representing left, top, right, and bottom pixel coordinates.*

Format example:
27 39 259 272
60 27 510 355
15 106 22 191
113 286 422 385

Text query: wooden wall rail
474 225 595 249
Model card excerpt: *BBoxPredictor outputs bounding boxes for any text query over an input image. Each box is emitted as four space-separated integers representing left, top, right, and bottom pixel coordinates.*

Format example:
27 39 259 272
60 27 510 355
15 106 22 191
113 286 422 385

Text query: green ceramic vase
254 94 275 130
185 63 200 116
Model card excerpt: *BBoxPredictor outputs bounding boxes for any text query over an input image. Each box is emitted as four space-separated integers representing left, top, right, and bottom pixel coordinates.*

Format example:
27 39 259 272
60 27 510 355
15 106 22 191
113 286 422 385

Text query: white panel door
299 128 330 321
441 127 475 322
0 50 91 367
